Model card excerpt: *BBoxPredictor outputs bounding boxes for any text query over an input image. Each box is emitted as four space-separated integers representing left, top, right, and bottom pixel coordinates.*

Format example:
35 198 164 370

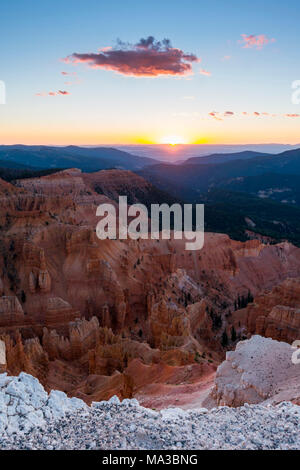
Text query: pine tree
231 326 237 342
21 290 26 303
221 330 228 347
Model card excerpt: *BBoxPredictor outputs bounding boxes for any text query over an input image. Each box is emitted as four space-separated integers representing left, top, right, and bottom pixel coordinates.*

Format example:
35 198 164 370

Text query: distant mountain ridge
0 145 157 172
137 147 300 245
117 143 300 162
139 147 300 199
184 150 271 165
2 145 300 245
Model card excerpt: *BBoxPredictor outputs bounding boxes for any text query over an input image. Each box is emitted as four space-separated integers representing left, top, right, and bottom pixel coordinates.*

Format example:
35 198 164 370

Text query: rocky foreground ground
0 372 299 450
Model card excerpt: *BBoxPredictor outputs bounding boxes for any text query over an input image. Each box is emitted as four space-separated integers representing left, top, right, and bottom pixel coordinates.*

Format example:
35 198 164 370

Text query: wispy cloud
63 36 200 77
35 90 70 97
199 68 211 77
61 71 77 76
240 34 275 50
208 110 298 120
209 112 223 121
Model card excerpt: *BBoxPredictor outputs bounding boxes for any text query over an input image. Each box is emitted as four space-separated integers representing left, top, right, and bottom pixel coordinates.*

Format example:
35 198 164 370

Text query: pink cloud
35 90 70 97
207 110 300 121
61 71 77 76
209 112 223 121
207 110 292 120
240 34 275 50
63 36 199 77
199 68 211 76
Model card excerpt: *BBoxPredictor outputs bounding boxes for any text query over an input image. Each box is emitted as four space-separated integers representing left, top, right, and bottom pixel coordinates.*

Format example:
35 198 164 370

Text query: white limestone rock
211 335 300 406
0 372 89 435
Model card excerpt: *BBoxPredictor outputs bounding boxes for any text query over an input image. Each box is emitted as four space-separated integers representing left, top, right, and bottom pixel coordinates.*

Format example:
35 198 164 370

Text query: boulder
211 335 300 406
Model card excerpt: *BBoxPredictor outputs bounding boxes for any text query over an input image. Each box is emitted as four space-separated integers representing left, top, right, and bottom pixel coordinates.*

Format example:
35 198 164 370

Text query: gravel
0 372 299 450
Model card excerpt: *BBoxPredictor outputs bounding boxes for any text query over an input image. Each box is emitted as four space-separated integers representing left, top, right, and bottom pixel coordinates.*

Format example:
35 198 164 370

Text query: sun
160 135 186 146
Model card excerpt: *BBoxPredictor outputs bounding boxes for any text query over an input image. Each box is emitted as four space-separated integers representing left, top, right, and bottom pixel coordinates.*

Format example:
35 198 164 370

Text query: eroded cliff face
230 278 300 344
0 169 299 407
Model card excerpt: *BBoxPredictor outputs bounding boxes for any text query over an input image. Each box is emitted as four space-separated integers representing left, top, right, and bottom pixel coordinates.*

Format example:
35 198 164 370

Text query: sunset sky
1 0 300 145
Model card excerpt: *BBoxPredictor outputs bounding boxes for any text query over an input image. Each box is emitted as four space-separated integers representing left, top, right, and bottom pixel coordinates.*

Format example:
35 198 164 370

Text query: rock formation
231 278 300 343
0 168 299 407
211 335 300 407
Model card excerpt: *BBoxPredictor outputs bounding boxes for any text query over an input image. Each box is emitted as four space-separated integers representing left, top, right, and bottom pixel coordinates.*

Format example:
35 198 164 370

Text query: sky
0 0 300 145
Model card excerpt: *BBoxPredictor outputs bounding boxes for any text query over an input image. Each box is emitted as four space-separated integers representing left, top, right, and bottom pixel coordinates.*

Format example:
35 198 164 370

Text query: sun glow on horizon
160 135 187 146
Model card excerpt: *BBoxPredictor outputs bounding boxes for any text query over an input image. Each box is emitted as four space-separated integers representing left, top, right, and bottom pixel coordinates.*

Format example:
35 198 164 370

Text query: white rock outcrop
211 335 300 406
0 372 88 435
0 370 299 449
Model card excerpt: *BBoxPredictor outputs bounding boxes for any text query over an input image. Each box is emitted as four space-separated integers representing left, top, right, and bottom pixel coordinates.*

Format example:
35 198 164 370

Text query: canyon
0 168 299 408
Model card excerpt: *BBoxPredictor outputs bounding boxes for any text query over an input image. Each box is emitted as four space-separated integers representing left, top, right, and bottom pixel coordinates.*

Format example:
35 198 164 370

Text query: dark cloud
63 37 199 77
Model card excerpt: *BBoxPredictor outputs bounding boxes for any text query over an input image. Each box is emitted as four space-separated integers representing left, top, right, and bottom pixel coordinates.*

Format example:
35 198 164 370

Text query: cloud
221 55 231 61
207 110 296 120
63 36 199 77
209 112 223 121
240 34 275 50
35 90 70 97
199 68 211 77
61 71 77 76
240 111 274 117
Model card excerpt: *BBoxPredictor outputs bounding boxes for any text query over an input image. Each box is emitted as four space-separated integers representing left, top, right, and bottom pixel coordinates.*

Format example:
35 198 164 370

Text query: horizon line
1 142 300 147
